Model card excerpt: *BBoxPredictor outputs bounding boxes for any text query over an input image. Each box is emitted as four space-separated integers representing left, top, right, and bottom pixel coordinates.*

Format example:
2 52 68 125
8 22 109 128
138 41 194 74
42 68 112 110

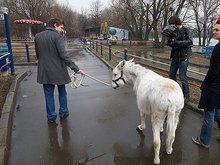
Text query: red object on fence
14 19 44 38
14 19 43 25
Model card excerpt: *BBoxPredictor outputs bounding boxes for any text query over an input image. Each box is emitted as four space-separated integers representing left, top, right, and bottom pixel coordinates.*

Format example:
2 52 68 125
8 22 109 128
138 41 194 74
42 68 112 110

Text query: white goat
112 59 184 164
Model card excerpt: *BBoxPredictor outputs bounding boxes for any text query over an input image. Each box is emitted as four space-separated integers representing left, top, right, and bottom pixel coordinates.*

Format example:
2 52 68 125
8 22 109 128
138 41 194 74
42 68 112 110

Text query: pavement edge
0 71 27 165
86 46 114 70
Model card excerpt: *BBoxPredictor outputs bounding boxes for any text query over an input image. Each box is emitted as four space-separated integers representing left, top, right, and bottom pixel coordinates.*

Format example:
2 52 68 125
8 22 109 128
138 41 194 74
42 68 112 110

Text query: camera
161 24 177 38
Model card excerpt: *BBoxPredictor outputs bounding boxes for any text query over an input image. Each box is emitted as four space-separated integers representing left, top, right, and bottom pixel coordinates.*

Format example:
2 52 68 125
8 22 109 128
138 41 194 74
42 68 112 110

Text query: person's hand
167 38 176 47
76 70 85 75
168 37 182 48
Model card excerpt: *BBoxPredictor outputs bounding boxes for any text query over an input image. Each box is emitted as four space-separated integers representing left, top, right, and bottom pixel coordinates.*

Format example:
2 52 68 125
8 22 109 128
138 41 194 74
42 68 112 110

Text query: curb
0 72 27 165
185 102 203 114
14 62 37 66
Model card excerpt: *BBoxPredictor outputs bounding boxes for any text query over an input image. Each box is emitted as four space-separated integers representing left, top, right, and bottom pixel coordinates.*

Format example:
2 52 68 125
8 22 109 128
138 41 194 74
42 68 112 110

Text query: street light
0 7 8 14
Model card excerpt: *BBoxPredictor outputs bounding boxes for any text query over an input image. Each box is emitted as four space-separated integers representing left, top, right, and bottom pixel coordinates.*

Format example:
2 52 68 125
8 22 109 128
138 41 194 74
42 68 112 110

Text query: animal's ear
129 58 134 63
122 60 126 66
118 60 126 70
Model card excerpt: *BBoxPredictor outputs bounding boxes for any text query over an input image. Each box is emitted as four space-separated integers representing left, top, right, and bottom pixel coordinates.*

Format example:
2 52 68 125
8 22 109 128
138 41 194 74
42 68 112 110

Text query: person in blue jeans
35 18 83 124
192 16 220 148
162 16 193 102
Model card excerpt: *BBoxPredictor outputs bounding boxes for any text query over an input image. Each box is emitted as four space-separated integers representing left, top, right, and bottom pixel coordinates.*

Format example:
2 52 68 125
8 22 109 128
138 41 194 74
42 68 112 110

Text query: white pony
112 59 184 165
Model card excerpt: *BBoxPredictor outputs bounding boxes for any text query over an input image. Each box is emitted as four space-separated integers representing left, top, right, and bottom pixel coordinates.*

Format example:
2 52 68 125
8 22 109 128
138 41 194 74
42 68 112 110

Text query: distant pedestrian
192 16 220 148
34 18 83 124
162 16 193 103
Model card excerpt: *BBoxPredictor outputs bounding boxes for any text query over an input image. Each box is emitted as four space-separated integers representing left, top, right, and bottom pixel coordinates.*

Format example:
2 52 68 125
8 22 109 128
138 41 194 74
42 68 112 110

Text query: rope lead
70 72 111 89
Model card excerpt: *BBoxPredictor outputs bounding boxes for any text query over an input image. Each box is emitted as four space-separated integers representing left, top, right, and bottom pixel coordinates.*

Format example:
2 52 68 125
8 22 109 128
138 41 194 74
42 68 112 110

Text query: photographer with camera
162 16 193 103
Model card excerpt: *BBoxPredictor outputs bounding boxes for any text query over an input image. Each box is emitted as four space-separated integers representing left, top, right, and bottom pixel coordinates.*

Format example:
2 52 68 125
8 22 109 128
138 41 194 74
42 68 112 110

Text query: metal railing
0 40 36 67
0 52 10 72
82 39 207 77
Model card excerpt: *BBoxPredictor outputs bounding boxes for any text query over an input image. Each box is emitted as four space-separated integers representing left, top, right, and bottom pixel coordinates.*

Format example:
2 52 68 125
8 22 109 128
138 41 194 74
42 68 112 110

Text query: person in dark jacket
163 16 193 102
192 16 220 148
35 18 83 124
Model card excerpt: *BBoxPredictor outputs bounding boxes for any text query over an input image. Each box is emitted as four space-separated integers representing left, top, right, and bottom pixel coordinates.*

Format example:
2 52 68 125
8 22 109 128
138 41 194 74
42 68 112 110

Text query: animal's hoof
136 127 143 133
154 158 160 164
166 148 173 155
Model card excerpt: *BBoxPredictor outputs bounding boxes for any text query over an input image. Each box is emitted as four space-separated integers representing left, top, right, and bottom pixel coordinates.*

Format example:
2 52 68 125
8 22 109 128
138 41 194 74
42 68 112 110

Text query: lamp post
1 7 15 74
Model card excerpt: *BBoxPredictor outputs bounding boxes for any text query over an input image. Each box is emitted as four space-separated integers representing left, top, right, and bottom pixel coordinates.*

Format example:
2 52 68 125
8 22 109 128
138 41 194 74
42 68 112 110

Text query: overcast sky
57 0 110 13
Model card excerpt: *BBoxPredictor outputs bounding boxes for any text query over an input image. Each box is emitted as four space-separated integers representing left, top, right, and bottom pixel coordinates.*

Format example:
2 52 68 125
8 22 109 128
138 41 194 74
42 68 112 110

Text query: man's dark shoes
60 113 69 120
48 120 57 125
192 137 210 149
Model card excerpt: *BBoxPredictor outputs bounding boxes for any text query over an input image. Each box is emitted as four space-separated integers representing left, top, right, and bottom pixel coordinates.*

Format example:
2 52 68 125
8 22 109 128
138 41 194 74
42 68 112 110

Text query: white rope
70 72 111 89
70 72 86 88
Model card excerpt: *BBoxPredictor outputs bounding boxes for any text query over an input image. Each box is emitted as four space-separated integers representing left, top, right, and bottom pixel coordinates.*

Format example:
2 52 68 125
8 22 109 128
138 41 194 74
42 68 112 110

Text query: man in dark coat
162 16 193 103
35 18 82 124
192 16 220 148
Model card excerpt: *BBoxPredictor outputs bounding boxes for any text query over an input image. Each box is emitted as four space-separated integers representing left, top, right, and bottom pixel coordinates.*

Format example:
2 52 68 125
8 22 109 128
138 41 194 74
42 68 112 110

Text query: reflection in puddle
113 133 152 165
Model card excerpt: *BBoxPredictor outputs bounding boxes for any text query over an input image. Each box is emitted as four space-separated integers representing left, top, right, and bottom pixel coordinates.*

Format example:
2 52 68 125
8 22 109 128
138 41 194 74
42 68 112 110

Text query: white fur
112 59 184 165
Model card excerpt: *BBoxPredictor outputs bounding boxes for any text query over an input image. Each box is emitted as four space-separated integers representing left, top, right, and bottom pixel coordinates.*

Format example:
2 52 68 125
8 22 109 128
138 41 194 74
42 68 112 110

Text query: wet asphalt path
8 39 220 165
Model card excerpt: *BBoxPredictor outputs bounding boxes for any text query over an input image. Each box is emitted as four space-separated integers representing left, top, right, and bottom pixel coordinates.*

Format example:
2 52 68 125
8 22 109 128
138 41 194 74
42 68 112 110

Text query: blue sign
109 29 116 35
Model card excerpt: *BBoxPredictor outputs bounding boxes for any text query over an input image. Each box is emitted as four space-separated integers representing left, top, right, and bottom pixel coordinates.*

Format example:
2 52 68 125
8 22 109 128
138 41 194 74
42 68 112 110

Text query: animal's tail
165 104 181 154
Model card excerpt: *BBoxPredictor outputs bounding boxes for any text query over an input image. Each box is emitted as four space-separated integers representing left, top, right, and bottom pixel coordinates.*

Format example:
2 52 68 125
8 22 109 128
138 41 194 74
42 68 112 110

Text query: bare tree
89 0 103 28
188 0 220 46
7 0 55 20
109 0 187 44
5 0 56 37
109 0 147 40
50 3 79 37
4 0 220 42
3 0 81 38
78 10 90 37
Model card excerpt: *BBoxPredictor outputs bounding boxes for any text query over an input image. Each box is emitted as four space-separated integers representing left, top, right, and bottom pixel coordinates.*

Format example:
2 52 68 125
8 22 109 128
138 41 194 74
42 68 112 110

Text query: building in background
84 22 129 41
108 27 129 40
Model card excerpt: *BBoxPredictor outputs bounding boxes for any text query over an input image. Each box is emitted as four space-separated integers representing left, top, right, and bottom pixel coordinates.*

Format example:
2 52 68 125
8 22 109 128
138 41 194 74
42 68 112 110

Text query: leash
70 72 111 89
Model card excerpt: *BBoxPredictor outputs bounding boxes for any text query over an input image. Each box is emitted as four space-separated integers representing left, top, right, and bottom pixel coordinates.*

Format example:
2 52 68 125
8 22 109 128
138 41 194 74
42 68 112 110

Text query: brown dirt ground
0 74 15 116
